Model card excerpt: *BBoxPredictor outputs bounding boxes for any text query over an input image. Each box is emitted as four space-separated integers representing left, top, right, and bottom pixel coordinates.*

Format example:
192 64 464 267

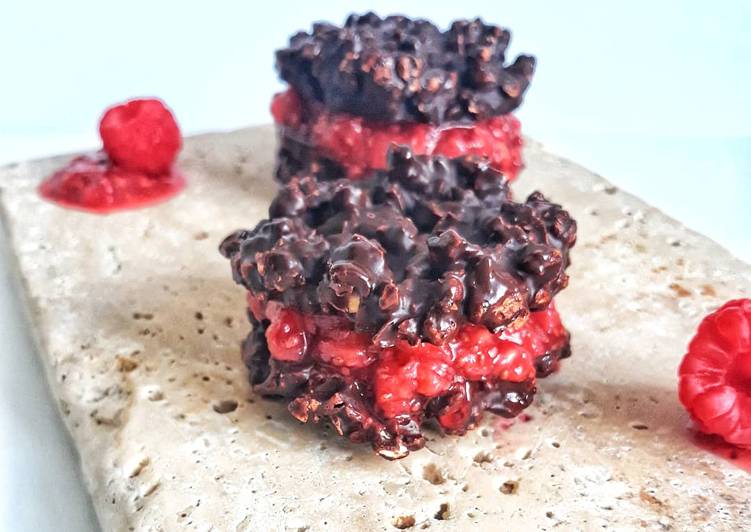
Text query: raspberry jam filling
253 295 567 431
38 153 185 214
271 89 524 180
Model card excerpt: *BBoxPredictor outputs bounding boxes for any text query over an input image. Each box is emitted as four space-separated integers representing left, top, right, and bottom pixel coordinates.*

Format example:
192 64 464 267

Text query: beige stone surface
1 126 750 531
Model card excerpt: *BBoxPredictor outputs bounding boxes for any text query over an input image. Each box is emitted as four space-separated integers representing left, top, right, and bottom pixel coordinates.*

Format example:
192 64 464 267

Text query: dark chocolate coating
275 133 345 184
276 12 535 124
221 146 576 348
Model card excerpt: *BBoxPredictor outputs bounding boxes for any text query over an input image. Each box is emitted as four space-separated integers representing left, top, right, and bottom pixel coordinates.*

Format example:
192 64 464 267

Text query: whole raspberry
679 299 751 447
99 98 182 174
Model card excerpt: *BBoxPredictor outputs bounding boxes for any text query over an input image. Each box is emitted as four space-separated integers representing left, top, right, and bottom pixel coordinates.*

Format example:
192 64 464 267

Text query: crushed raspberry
374 341 456 418
243 295 568 455
265 308 308 362
247 292 266 322
679 299 751 448
37 153 185 214
99 98 182 174
436 386 473 432
374 352 420 418
270 89 302 129
272 89 523 180
452 324 535 382
317 330 374 369
259 304 566 426
515 302 570 376
432 122 515 171
411 345 455 397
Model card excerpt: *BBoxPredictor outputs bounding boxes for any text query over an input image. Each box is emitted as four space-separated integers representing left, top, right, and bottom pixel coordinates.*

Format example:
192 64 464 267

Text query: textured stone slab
1 126 750 531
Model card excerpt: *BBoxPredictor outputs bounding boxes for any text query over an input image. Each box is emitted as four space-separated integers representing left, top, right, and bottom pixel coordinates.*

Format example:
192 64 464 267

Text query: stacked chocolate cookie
272 13 535 182
222 13 577 458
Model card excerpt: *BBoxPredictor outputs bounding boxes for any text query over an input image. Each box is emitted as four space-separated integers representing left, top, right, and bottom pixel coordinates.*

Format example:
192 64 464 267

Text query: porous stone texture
1 126 750 531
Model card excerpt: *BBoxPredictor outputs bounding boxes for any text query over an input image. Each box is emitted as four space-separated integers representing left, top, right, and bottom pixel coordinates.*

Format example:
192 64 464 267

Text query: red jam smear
693 431 751 474
271 89 524 180
252 294 567 429
38 152 185 214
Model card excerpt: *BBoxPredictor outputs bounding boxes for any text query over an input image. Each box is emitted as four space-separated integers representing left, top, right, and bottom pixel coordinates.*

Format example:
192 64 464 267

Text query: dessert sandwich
1 11 750 532
272 13 535 183
220 147 576 458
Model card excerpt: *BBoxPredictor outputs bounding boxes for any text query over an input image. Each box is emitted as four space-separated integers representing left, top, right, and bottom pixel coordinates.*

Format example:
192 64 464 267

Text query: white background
1 1 749 530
